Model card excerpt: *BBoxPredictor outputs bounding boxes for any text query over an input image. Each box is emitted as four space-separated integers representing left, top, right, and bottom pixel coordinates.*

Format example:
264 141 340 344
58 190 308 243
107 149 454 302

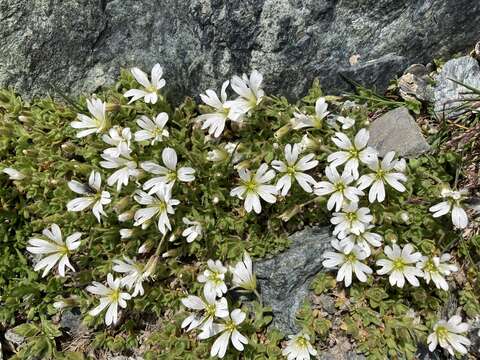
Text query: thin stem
254 289 263 306
155 233 167 256
225 142 241 170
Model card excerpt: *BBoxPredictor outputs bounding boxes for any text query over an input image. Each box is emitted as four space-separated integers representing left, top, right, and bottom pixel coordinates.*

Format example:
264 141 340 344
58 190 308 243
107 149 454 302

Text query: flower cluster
7 63 473 358
181 253 256 358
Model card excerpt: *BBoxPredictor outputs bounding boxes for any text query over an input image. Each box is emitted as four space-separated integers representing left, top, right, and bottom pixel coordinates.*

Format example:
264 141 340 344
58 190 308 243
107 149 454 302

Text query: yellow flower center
349 148 359 158
392 258 406 271
345 253 357 263
346 212 358 222
436 326 448 340
423 259 437 273
335 182 346 192
146 85 157 93
224 319 237 333
155 200 167 213
286 166 296 176
245 180 258 193
208 271 223 285
295 336 308 348
375 169 386 180
109 288 120 302
205 303 217 317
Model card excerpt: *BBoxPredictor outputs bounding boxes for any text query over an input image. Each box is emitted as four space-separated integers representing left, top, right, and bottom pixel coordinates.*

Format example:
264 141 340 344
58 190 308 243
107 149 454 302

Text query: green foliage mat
0 72 478 359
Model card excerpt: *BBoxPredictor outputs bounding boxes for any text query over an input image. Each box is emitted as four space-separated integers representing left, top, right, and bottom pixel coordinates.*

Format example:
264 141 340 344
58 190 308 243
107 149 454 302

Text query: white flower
417 253 458 291
133 187 180 234
376 244 423 288
26 224 81 277
66 171 111 223
181 287 229 332
393 158 407 172
227 70 265 114
198 259 228 298
291 97 329 130
87 273 132 326
429 187 469 229
230 252 256 292
134 113 169 145
230 163 277 214
327 128 378 179
339 226 383 256
330 202 373 239
124 63 165 104
196 81 243 138
141 147 195 193
335 116 355 130
100 153 140 191
357 151 407 203
314 165 364 211
70 98 109 138
102 126 132 158
112 256 156 297
282 333 317 360
2 167 25 180
298 134 320 153
271 143 318 196
199 309 248 359
427 316 471 355
322 240 372 287
182 217 202 243
208 142 242 163
207 149 228 162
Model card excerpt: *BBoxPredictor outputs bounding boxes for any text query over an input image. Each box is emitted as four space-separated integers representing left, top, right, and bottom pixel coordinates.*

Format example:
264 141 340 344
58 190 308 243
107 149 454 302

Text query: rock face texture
433 56 480 117
1 0 479 100
255 226 334 334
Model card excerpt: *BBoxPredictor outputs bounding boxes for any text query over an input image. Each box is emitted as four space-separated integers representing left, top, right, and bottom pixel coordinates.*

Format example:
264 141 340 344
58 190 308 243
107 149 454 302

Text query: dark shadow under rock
254 226 333 335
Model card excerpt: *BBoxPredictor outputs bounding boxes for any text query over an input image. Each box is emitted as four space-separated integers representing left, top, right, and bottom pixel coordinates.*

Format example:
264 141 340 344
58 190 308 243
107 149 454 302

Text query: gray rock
319 352 366 360
398 64 434 102
318 337 366 360
318 294 336 315
369 106 431 157
255 226 333 334
434 56 480 117
468 317 480 359
60 308 84 334
1 1 480 100
4 329 25 346
415 345 444 360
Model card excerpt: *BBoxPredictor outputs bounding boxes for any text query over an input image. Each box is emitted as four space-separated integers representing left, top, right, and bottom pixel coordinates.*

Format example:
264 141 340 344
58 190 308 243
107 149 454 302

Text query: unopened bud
115 196 130 213
105 103 121 112
144 255 159 277
274 123 291 140
118 210 134 222
120 228 133 239
278 205 302 222
138 243 149 254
